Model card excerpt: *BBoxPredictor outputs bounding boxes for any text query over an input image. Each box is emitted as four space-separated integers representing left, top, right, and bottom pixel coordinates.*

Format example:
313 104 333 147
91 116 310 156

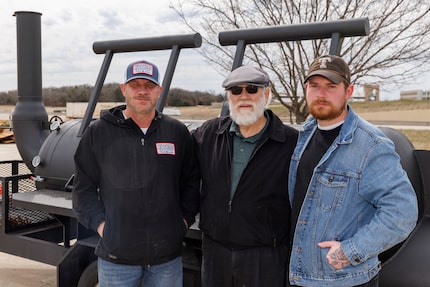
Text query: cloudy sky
1 0 225 94
2 1 429 100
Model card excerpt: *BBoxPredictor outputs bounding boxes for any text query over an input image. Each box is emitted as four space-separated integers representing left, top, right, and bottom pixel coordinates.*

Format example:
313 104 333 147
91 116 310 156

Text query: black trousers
201 235 289 287
355 275 379 287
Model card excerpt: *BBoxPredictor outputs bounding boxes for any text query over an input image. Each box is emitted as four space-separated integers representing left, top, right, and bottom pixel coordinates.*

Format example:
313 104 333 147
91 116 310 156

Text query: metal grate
1 205 55 229
0 161 56 231
0 161 32 177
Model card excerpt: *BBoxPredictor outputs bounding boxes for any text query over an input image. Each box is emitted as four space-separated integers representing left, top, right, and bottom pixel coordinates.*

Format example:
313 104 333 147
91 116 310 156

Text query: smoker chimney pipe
12 11 49 172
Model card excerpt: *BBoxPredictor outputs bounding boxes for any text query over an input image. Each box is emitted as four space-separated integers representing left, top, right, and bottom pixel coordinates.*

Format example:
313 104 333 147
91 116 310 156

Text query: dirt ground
357 109 429 124
172 104 430 122
0 252 55 287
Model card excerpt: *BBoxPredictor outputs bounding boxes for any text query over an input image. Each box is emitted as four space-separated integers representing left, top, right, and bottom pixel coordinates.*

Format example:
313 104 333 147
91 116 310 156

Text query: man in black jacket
72 60 200 287
193 65 298 287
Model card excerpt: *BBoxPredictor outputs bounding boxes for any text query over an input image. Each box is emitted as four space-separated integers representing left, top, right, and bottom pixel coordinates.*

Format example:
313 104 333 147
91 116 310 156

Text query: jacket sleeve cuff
342 239 366 266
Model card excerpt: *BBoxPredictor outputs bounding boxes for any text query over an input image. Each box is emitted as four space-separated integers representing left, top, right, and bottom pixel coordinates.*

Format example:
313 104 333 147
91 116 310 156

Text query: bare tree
170 0 430 123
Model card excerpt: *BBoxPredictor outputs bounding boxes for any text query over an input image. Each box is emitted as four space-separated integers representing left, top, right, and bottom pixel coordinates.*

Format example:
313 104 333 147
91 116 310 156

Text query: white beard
229 95 266 126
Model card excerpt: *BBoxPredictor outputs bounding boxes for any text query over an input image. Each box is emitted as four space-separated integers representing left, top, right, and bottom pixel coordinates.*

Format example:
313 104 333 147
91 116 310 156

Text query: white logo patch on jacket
156 142 176 155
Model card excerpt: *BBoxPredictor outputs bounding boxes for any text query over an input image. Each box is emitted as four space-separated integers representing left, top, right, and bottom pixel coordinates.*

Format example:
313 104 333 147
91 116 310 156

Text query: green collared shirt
229 112 270 199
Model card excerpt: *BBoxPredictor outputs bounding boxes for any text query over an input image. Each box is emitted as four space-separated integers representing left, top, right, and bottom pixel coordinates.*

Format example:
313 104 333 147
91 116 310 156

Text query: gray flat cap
222 65 270 89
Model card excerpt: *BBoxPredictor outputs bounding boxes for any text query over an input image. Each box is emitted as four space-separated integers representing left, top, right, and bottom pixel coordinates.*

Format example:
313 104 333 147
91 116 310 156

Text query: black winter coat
72 105 200 265
192 110 298 248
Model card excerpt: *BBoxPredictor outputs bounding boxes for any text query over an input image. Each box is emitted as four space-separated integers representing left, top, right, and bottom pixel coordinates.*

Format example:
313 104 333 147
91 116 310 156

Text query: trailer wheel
77 260 98 287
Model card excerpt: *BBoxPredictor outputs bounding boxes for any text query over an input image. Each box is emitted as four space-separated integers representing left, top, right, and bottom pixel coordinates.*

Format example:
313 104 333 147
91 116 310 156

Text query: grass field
333 101 429 150
1 100 429 150
397 129 430 150
172 100 430 150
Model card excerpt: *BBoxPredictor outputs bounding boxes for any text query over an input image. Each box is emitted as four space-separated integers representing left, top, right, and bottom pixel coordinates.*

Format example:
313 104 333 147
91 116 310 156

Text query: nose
315 87 329 98
238 91 251 97
137 84 153 94
138 87 148 94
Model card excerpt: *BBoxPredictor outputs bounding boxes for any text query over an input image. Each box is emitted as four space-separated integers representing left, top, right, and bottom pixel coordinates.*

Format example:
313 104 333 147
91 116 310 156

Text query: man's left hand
318 241 350 270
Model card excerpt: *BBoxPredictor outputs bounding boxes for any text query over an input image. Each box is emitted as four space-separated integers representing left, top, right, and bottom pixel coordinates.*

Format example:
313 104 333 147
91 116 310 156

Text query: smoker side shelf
12 189 75 218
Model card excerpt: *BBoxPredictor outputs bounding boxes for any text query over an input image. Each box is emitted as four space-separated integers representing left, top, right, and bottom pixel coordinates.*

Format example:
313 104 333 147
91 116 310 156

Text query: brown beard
308 100 346 121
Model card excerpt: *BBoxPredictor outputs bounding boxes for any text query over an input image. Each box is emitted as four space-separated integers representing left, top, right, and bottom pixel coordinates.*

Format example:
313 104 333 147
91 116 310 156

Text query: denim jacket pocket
316 172 348 212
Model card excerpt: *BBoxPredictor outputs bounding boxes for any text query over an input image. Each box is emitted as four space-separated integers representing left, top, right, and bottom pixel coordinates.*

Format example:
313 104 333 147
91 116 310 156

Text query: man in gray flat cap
192 65 298 287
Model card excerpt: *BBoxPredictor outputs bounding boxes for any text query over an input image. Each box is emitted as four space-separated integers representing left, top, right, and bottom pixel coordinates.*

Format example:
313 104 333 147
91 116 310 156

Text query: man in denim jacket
289 55 418 287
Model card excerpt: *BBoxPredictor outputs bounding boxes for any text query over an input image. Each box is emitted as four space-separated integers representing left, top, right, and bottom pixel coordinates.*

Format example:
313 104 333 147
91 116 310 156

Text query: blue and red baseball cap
124 60 160 85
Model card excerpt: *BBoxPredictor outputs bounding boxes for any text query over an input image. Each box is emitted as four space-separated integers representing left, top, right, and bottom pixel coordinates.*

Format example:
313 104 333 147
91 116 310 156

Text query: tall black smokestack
12 11 49 172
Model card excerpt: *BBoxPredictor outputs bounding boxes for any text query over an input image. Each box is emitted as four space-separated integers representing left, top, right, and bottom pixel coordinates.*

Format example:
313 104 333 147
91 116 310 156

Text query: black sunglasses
228 85 260 95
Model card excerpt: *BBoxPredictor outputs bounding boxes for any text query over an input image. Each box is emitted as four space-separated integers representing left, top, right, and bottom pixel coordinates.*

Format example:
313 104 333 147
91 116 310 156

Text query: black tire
77 260 98 287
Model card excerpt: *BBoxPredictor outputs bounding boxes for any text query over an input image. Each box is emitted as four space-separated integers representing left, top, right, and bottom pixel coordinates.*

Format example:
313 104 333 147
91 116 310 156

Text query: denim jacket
289 106 418 287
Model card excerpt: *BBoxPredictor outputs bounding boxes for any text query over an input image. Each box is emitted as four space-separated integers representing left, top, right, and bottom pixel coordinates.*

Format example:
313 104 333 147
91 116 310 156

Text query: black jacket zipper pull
141 138 145 146
228 200 232 213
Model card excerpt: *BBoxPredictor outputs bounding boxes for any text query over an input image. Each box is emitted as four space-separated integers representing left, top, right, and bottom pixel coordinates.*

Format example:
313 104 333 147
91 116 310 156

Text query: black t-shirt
291 125 342 236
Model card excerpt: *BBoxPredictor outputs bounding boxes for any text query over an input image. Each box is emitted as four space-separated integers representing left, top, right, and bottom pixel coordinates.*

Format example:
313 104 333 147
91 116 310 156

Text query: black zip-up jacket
72 105 200 265
192 110 298 248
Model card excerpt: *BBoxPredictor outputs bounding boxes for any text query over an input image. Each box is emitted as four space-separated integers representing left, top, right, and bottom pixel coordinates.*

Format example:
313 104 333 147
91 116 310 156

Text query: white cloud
0 0 225 93
5 1 427 99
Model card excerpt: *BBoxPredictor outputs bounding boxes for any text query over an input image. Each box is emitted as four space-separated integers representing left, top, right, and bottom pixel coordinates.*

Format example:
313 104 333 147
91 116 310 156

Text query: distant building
400 90 430 100
350 84 380 102
349 94 365 102
363 84 380 101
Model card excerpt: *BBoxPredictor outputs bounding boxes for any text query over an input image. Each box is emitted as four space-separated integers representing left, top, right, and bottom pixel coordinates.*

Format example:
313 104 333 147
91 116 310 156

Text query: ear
226 91 231 101
264 87 272 108
157 86 163 97
120 83 126 96
345 84 354 100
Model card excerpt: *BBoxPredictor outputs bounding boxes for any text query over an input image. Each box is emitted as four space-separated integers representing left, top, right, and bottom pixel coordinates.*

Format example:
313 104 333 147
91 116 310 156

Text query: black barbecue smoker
0 10 428 287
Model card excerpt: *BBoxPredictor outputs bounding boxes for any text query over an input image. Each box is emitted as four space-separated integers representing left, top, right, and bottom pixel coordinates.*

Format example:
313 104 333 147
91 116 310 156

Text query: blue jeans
98 256 183 287
290 274 378 287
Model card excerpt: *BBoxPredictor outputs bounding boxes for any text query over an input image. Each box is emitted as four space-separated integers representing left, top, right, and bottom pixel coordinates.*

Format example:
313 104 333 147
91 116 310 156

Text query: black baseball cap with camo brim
305 55 351 85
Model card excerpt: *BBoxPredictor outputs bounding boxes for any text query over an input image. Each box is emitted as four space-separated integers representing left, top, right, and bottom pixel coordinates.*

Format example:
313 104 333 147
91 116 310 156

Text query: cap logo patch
156 142 176 156
133 63 153 76
318 57 332 69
